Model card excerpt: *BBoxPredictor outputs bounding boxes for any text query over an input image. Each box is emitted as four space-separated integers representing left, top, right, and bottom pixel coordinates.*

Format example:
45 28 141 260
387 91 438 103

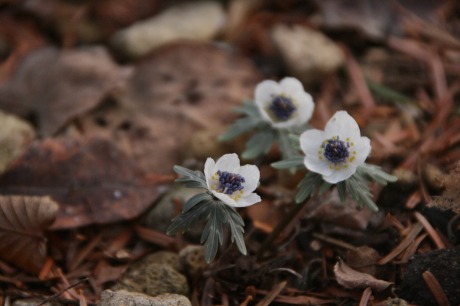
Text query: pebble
271 24 344 84
179 245 206 275
112 1 226 58
100 290 191 306
113 263 189 296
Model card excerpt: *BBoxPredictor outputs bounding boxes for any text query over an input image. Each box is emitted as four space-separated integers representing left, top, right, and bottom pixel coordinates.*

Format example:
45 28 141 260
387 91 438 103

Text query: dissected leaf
271 156 305 170
0 46 131 136
334 258 392 292
0 195 58 273
0 137 162 229
173 166 208 190
242 130 275 160
345 174 379 212
296 172 323 203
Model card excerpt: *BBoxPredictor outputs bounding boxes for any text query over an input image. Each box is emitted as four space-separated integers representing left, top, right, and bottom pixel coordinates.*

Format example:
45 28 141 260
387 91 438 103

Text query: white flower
204 153 261 207
255 77 314 129
300 111 371 184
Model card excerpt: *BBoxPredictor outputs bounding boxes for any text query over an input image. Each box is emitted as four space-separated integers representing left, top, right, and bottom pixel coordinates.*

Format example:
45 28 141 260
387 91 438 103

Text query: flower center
216 170 245 195
269 95 297 121
322 137 350 163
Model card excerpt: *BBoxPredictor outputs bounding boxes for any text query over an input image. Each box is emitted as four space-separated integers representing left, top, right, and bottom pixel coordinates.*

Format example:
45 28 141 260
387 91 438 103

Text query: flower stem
256 197 311 259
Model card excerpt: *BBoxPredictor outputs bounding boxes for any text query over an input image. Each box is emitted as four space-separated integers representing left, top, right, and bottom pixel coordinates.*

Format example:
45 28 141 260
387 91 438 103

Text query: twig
312 233 358 251
414 211 446 249
37 278 88 306
257 197 311 258
378 223 423 265
255 281 287 306
358 287 373 306
422 271 451 306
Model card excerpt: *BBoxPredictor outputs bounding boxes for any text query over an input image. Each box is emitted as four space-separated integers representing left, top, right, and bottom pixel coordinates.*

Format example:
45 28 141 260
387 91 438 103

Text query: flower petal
255 80 279 109
325 111 361 140
204 157 216 190
351 136 371 166
214 153 240 173
279 77 305 94
293 91 315 126
322 165 357 184
304 155 334 177
211 190 238 207
300 129 326 156
233 193 261 207
238 165 260 195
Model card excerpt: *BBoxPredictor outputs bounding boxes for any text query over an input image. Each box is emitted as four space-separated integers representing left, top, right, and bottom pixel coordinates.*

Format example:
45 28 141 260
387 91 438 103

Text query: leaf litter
0 0 459 305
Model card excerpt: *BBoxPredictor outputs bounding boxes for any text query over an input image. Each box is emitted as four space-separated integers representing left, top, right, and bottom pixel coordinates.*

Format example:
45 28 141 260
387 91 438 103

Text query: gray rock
131 251 181 273
179 245 206 275
113 263 189 296
272 24 344 84
145 186 202 233
112 1 226 58
100 290 191 306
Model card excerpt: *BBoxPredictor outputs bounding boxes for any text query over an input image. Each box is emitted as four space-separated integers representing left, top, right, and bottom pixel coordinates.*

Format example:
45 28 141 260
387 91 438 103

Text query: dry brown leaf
334 258 392 292
0 46 131 136
0 195 58 274
0 137 162 229
78 42 262 174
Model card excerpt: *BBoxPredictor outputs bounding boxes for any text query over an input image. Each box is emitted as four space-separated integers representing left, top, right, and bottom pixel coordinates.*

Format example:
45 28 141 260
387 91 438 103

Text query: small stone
423 163 445 191
0 111 36 173
112 1 226 58
179 245 206 275
131 251 181 273
113 263 189 296
100 290 191 306
145 186 202 233
271 24 344 84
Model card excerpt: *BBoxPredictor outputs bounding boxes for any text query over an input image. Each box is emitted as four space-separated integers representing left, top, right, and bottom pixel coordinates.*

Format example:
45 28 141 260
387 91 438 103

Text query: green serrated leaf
278 130 301 161
173 165 208 189
182 193 213 213
345 174 379 212
219 117 263 141
336 182 347 202
202 204 224 263
296 172 323 203
357 163 397 185
221 204 247 255
166 200 211 235
242 129 275 160
271 156 305 169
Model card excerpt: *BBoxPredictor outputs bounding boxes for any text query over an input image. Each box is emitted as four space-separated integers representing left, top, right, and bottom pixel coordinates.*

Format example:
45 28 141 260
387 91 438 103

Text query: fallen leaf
0 46 131 136
78 42 262 174
334 258 392 292
0 137 162 229
0 195 58 274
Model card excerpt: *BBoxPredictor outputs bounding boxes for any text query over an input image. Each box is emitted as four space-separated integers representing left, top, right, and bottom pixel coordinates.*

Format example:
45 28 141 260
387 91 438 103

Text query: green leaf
201 203 225 263
318 181 332 195
234 100 262 118
182 192 213 213
271 156 305 169
166 200 211 235
221 204 247 255
173 165 208 189
219 117 263 141
336 182 347 202
357 163 397 185
345 174 379 212
296 172 323 203
241 130 275 160
278 130 300 161
288 133 301 150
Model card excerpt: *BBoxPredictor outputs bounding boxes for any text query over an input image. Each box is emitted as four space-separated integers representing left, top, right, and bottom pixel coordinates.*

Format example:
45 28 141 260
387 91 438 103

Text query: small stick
422 271 450 306
312 233 357 251
414 211 446 249
255 281 287 306
37 278 88 306
358 287 373 306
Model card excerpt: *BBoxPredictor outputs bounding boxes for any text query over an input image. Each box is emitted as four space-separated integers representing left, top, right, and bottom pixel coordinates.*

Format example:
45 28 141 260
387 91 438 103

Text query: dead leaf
78 42 262 174
334 258 392 292
0 195 58 274
0 46 131 136
0 137 162 229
